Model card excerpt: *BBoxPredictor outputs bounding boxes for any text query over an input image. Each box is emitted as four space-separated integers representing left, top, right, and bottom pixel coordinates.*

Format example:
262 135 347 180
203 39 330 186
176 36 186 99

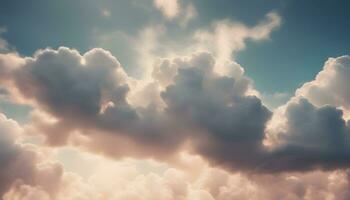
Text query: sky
0 0 350 199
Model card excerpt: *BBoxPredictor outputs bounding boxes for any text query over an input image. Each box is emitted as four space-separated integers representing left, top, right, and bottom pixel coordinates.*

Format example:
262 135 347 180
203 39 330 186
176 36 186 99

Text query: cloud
0 112 66 198
194 12 281 66
262 56 350 172
154 0 180 19
0 47 270 168
264 98 350 172
1 45 350 175
1 1 350 198
0 47 184 159
0 52 24 81
1 50 350 198
2 124 350 200
153 0 197 26
159 52 271 170
95 12 280 83
296 55 350 118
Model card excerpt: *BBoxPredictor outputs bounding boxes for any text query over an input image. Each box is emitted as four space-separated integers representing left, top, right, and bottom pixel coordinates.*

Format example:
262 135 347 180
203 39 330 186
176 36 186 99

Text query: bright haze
0 0 350 199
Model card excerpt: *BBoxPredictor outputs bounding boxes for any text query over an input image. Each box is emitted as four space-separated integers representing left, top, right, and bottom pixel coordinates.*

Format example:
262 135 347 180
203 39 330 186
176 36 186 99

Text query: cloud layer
0 45 350 176
1 113 350 200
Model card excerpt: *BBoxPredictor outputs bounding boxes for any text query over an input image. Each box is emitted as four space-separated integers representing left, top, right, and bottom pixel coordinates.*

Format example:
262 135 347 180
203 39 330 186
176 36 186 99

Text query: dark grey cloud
264 99 350 172
161 52 271 170
0 47 185 157
14 47 128 118
1 47 350 174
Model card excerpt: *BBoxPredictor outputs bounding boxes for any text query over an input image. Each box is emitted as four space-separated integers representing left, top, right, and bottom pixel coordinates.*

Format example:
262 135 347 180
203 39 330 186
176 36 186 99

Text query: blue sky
1 0 349 95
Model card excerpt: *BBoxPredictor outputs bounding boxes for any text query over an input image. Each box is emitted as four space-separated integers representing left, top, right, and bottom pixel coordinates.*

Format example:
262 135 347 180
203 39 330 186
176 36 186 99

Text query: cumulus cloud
159 52 271 170
2 122 350 200
1 1 350 198
1 45 350 175
296 55 350 118
264 98 350 172
0 47 137 145
0 47 268 168
0 47 187 159
262 56 350 172
0 112 66 198
1 46 350 199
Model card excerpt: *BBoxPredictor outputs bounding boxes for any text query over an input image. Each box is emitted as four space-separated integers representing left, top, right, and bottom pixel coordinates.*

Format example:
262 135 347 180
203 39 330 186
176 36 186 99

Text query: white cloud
153 0 197 25
2 123 349 200
1 44 350 175
296 55 350 118
194 12 281 65
154 0 180 19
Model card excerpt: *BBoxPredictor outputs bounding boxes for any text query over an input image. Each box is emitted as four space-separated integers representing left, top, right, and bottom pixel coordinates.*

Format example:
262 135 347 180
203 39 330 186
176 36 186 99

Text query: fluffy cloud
265 98 350 172
0 47 268 169
159 52 271 170
0 112 65 198
259 56 350 172
0 47 137 145
0 47 188 159
2 123 350 200
1 48 350 198
296 55 350 118
260 55 350 173
1 1 350 198
4 151 350 200
1 46 350 175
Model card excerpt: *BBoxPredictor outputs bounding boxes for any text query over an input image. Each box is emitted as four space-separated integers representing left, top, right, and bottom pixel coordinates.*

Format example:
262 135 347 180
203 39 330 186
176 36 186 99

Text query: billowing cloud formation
0 48 136 145
0 47 270 165
0 0 349 198
266 98 350 172
159 53 271 170
0 112 349 200
1 46 350 175
296 56 350 117
1 122 350 200
0 112 65 198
